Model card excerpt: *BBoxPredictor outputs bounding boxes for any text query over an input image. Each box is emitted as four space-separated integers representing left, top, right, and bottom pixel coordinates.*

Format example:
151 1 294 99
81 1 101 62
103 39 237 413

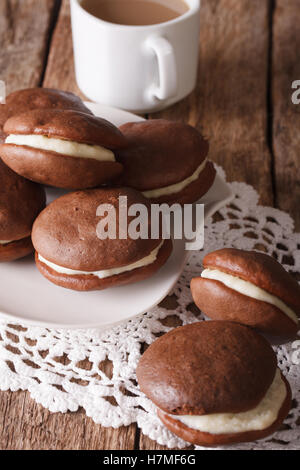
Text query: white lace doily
0 168 299 450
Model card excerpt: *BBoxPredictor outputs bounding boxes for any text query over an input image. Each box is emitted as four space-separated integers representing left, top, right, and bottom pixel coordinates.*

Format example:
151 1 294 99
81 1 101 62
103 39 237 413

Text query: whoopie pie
137 321 291 447
0 108 126 189
0 87 93 144
32 187 173 291
190 248 299 338
0 160 46 261
116 120 216 205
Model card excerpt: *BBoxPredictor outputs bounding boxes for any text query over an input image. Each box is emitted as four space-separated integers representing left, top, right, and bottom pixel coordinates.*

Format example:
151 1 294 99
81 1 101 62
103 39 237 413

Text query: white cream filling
0 240 13 245
5 134 115 162
142 159 208 198
170 369 286 434
201 268 298 324
38 241 164 280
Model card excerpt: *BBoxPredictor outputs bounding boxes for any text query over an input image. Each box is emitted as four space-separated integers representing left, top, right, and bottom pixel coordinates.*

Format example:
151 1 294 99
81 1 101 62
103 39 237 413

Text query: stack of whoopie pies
0 87 127 263
0 88 216 289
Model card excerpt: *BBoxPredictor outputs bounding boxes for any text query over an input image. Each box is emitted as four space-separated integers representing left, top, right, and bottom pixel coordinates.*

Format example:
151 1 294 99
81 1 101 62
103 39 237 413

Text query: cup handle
147 36 178 101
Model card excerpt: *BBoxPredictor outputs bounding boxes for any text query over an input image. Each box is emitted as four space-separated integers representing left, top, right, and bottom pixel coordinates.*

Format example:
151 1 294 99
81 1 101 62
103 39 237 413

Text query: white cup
70 0 201 113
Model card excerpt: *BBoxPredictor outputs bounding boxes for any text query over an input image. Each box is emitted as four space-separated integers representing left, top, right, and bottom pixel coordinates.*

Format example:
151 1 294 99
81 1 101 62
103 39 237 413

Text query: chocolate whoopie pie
0 87 93 144
0 160 45 261
137 321 292 447
190 248 300 338
0 109 126 189
116 120 216 205
32 187 173 291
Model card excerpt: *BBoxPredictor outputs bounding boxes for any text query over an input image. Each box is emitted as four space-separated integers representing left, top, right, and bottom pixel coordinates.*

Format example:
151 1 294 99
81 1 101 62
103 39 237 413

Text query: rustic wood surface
272 0 300 230
0 0 299 450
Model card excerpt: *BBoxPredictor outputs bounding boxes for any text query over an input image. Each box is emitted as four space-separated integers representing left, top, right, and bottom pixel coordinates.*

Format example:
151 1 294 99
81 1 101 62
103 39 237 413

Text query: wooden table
0 0 299 450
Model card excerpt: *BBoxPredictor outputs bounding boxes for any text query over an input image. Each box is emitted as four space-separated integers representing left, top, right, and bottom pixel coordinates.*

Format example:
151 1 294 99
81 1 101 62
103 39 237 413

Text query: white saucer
0 103 233 330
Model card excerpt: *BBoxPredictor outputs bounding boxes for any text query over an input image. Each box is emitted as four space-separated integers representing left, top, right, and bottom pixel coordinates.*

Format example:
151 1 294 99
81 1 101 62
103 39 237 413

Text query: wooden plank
1 0 286 452
142 0 273 450
0 390 136 450
0 0 59 93
272 0 300 230
149 0 273 207
42 0 138 451
43 0 84 97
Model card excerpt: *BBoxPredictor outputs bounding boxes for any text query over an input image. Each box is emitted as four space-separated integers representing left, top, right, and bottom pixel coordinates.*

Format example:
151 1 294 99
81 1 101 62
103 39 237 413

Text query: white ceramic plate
0 103 234 330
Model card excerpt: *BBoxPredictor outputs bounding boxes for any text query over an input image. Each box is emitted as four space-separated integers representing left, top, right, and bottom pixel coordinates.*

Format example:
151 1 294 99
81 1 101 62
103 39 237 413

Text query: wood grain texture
272 0 300 230
43 0 84 97
0 0 58 93
0 337 136 450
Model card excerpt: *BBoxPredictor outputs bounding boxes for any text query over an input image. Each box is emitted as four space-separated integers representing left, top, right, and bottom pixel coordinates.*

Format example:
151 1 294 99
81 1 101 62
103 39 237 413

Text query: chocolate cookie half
0 160 46 261
191 248 300 338
137 321 291 447
0 109 126 189
116 120 216 205
32 187 173 291
0 87 93 144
